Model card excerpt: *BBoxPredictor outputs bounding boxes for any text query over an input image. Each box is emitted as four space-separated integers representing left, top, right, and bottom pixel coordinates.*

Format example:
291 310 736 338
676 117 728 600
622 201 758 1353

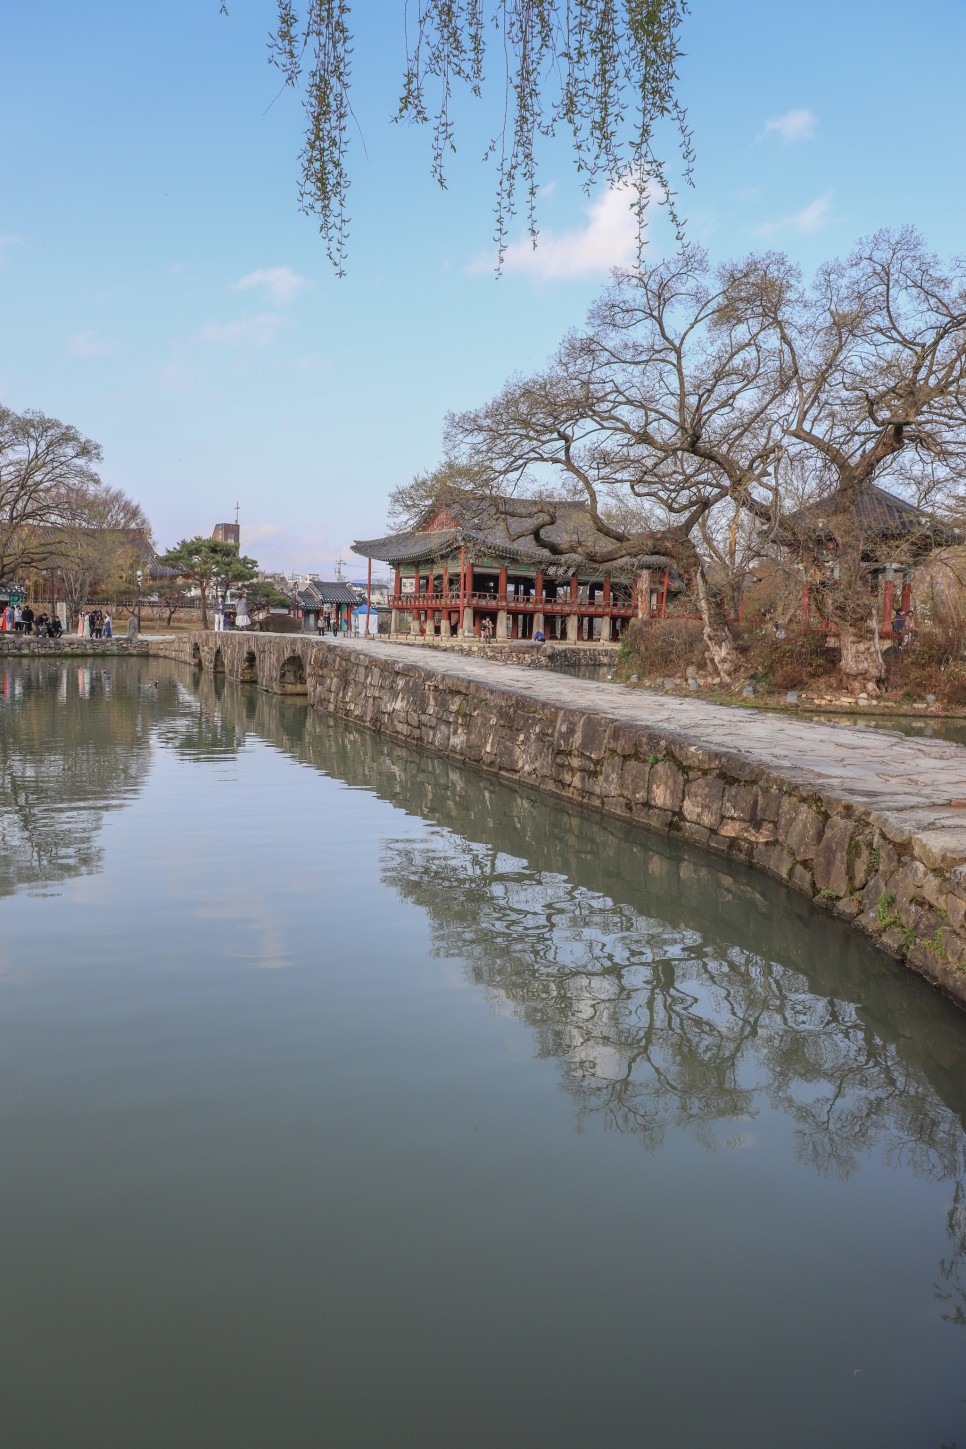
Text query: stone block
621 758 651 804
718 819 777 844
812 816 854 898
754 841 795 880
722 783 756 821
648 760 684 814
790 863 813 894
682 776 725 831
599 754 625 798
679 821 711 847
848 834 875 892
755 786 783 822
777 797 825 862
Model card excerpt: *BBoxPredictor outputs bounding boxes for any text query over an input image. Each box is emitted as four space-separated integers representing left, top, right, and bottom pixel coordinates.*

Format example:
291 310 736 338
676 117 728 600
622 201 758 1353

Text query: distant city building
212 522 240 548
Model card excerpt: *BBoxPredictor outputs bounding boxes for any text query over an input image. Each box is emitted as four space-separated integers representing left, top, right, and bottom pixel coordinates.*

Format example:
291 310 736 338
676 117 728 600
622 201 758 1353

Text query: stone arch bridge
177 631 317 694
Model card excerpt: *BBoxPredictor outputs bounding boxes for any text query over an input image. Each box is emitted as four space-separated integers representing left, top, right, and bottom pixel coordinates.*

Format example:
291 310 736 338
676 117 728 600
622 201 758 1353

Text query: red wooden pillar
458 546 466 635
498 563 507 601
393 567 401 600
602 574 611 606
570 573 578 605
660 568 669 620
882 577 895 634
442 564 449 598
366 556 372 640
900 576 912 613
535 568 543 600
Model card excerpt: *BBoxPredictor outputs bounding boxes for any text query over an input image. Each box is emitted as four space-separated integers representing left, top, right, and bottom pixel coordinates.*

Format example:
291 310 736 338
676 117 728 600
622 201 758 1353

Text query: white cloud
196 313 286 349
469 182 645 281
67 329 114 358
757 194 832 239
0 234 24 257
761 108 817 143
234 266 307 306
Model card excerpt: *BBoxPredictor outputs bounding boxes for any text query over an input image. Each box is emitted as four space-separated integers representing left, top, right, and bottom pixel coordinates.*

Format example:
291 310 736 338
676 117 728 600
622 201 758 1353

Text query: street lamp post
136 568 143 635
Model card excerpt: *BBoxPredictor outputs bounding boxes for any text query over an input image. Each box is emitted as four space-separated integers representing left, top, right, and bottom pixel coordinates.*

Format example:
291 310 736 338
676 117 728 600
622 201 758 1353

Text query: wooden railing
390 591 636 617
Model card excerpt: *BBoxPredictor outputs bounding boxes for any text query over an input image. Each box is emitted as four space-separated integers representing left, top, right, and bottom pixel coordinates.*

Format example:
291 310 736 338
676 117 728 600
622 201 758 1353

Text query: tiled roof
790 482 960 548
301 580 359 605
352 493 676 578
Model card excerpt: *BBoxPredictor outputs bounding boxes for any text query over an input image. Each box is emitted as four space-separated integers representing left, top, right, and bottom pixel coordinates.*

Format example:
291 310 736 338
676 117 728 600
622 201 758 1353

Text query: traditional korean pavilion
785 481 961 634
352 494 680 643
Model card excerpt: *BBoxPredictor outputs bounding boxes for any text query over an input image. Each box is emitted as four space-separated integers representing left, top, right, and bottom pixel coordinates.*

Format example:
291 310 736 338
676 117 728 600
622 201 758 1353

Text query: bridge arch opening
213 648 225 675
278 653 308 694
241 649 258 684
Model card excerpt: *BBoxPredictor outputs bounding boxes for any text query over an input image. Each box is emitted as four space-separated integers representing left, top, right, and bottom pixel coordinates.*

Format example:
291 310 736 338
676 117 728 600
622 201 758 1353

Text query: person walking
891 607 906 648
103 612 113 638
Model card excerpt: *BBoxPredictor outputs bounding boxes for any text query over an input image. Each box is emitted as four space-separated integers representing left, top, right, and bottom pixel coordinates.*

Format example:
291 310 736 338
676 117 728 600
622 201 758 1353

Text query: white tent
350 604 379 637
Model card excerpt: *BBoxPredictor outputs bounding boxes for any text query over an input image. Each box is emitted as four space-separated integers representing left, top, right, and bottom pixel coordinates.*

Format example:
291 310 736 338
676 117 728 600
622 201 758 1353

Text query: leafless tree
0 406 103 584
46 485 152 623
442 249 796 680
763 228 966 684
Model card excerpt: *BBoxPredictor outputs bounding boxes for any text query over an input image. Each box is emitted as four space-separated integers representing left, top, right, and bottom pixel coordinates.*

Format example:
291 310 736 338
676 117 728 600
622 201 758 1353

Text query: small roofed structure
782 481 962 636
350 603 379 637
293 579 358 634
353 493 681 643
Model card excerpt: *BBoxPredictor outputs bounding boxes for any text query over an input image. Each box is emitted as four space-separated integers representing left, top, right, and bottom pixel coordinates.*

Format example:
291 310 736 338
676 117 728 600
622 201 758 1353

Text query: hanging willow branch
222 0 693 274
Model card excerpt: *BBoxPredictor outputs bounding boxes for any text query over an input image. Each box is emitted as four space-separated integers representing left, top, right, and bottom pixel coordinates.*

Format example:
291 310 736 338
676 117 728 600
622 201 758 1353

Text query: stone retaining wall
386 638 616 670
0 636 150 656
148 631 966 1011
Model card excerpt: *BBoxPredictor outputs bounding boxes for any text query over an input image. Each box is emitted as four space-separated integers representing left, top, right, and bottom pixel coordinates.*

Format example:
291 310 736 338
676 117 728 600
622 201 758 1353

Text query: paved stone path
343 637 966 869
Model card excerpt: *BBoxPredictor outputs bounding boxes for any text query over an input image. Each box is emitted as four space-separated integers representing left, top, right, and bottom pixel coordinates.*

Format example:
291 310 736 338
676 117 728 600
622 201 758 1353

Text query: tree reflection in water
0 662 158 895
385 832 966 1178
4 658 966 1330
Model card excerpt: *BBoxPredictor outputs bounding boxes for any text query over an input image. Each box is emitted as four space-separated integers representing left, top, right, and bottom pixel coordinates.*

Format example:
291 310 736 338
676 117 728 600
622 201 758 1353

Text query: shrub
620 617 707 677
742 626 839 692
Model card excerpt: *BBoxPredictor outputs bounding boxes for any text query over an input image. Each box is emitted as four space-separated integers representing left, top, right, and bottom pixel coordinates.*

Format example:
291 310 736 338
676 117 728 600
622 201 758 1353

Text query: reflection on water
2 658 966 1448
0 662 155 894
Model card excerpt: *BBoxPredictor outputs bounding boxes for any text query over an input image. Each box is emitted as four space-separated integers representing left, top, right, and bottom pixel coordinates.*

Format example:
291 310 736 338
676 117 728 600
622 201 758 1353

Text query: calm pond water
2 658 966 1449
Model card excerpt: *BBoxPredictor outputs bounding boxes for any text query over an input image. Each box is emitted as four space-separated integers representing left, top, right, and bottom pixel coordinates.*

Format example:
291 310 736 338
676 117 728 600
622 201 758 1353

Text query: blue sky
2 0 965 577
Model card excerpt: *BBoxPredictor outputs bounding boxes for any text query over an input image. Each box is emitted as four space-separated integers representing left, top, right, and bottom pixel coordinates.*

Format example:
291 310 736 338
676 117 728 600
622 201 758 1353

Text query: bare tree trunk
835 614 885 692
667 536 741 683
693 565 741 683
199 583 209 630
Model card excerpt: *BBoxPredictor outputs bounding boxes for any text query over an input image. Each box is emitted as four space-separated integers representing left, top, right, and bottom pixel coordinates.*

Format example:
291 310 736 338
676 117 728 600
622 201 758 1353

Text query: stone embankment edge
148 632 966 1011
0 637 150 656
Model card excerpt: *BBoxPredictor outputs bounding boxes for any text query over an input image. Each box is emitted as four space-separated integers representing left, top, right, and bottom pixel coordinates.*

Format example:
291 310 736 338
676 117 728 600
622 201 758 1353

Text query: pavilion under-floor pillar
533 611 545 637
566 614 579 643
463 606 475 637
440 617 452 638
497 609 509 641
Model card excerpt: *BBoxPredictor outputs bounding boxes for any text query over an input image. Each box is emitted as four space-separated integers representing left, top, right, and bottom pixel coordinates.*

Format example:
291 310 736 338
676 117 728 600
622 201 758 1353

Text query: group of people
1 603 65 637
76 609 112 638
316 613 346 636
2 603 35 633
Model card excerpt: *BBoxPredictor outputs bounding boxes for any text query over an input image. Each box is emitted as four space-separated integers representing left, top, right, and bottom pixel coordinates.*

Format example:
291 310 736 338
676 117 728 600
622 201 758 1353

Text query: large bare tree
769 228 966 684
0 406 103 584
442 248 796 680
426 233 966 687
46 485 152 624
